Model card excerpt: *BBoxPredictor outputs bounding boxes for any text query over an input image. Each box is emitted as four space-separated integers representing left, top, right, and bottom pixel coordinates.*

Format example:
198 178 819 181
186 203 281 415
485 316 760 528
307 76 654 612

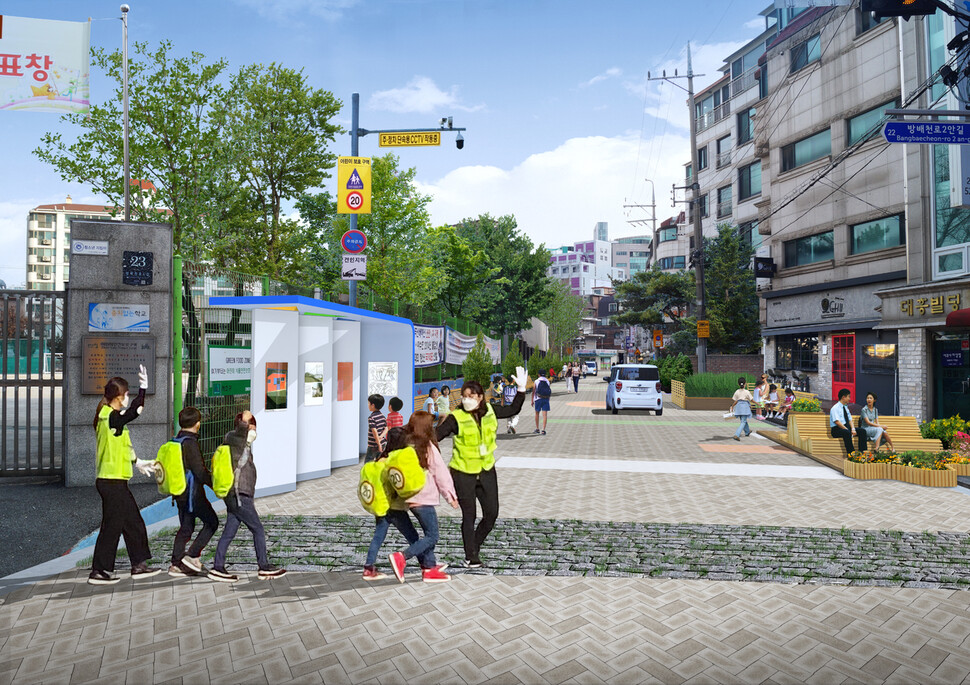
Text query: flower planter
947 462 970 477
842 460 891 480
894 463 957 487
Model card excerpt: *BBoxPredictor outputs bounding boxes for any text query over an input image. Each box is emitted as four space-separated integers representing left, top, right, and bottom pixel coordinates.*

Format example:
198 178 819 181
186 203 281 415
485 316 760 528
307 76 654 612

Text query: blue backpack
536 379 551 399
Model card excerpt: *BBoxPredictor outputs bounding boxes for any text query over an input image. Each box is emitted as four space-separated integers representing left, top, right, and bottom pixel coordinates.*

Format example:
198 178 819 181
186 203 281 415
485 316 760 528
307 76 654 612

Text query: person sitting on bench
829 388 860 454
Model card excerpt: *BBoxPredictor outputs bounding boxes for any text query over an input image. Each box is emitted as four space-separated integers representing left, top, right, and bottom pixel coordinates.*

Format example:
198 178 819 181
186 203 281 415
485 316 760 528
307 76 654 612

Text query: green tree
501 343 524 381
462 332 495 388
526 349 545 379
704 224 761 353
614 265 695 329
427 225 498 319
542 280 586 355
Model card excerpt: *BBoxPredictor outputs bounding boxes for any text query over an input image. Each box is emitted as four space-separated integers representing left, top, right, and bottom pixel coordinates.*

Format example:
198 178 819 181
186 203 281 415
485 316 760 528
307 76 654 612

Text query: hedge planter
670 379 734 411
893 463 957 488
842 460 892 481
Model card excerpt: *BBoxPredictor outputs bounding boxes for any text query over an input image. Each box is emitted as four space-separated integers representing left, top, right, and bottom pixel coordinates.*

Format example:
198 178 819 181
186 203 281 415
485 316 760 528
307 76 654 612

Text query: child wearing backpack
168 406 220 578
361 427 410 580
532 371 551 435
209 411 286 582
387 410 458 584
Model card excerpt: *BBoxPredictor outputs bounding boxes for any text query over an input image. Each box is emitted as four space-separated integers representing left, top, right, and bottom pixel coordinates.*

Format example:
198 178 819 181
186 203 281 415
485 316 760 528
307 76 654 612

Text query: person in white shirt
829 388 858 454
729 377 754 441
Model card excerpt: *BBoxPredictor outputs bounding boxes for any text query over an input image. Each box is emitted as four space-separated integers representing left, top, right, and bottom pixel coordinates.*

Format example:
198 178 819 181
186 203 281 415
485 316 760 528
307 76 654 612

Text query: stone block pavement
4 381 970 683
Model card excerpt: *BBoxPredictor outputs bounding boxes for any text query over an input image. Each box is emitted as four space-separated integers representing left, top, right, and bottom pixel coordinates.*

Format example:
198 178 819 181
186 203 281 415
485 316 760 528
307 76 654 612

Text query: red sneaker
389 552 406 583
362 566 386 581
422 565 451 583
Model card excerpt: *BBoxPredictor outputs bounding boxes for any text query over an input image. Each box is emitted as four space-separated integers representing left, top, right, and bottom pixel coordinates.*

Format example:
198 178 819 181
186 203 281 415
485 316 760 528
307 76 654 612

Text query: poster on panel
265 362 288 410
414 324 445 367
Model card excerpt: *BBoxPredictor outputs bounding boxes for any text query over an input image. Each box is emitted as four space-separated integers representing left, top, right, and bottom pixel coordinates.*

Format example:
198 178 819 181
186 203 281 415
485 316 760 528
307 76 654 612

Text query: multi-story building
26 196 115 291
756 4 907 415
611 233 653 277
649 213 688 272
548 224 625 296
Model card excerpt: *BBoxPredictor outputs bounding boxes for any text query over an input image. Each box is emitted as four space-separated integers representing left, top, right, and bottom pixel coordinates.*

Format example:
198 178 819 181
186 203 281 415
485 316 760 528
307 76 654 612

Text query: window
850 215 904 254
738 106 756 144
739 220 762 249
716 135 732 168
730 44 765 95
659 227 677 243
572 266 578 273
697 146 709 171
717 185 733 218
686 163 692 180
674 256 685 269
29 213 55 229
775 335 819 371
781 129 831 171
616 251 627 256
860 344 897 375
690 194 708 220
608 302 618 313
790 33 821 73
738 161 761 201
847 100 896 146
858 8 888 34
784 231 834 267
615 262 627 268
616 367 660 381
550 267 558 274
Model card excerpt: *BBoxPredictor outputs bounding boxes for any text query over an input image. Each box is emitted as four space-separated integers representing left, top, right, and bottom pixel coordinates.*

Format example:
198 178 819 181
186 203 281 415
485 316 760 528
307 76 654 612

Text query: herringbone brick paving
4 382 970 683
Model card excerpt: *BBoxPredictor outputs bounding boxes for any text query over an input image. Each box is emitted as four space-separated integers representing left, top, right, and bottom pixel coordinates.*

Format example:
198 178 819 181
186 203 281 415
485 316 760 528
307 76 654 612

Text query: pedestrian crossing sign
337 157 371 214
346 169 364 190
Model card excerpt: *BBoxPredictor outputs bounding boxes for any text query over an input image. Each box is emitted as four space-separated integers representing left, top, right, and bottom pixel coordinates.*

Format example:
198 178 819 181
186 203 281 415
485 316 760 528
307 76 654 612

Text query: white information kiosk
209 295 415 497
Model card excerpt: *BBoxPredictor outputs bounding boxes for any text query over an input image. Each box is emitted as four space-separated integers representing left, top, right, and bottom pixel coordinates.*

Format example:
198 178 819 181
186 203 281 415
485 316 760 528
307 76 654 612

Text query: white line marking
497 456 846 480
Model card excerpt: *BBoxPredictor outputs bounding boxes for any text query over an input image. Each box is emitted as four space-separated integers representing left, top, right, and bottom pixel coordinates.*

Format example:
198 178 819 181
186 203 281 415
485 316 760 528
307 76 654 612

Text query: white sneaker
181 556 203 573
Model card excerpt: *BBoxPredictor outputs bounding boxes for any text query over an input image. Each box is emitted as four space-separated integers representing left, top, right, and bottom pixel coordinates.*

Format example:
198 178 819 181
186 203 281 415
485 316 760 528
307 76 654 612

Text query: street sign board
337 156 372 214
341 229 367 254
341 255 367 281
378 131 441 147
697 320 710 338
653 329 663 349
883 121 970 144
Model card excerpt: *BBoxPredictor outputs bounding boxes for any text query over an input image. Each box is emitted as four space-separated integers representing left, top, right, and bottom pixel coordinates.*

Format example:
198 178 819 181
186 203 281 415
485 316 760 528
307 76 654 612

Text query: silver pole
349 92 359 308
121 4 130 222
686 43 707 373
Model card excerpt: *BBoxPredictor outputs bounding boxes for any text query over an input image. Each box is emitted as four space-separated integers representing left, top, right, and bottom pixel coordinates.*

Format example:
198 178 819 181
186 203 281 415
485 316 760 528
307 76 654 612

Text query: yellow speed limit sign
337 156 372 214
697 320 710 338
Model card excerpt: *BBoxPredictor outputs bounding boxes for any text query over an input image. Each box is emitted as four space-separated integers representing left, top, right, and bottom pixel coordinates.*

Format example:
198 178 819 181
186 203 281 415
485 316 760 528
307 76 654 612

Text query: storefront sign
899 294 961 317
879 284 970 327
414 324 445 367
207 344 251 396
942 350 965 367
80 335 155 394
766 284 888 330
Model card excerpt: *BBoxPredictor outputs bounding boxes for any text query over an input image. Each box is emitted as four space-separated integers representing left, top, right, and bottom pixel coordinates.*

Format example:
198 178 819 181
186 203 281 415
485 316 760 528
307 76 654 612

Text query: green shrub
526 350 545 380
919 415 967 449
462 332 495 389
501 344 524 381
684 372 755 398
791 397 822 413
657 353 693 392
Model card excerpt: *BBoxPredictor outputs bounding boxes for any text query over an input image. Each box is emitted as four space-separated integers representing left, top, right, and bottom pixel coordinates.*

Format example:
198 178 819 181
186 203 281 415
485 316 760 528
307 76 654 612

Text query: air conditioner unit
40 256 51 262
41 239 52 245
39 274 52 280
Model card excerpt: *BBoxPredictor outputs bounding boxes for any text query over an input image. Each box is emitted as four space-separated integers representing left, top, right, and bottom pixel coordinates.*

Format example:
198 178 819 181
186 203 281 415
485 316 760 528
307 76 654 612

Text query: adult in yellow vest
435 366 528 568
88 365 161 585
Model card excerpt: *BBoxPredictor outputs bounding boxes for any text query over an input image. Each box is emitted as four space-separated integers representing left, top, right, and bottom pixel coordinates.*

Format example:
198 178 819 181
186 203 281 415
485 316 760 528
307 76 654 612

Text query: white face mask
462 397 479 412
120 393 130 409
247 429 257 444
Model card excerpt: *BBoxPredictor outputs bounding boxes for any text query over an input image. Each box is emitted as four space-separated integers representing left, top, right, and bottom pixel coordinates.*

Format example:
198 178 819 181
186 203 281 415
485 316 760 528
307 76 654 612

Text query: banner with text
414 324 445 368
445 327 501 365
0 15 91 113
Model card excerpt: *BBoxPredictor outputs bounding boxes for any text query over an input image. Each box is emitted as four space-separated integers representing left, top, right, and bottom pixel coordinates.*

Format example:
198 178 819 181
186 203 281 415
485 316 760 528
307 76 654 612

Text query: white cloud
369 76 483 114
745 17 765 30
230 0 358 22
579 67 622 88
415 132 691 251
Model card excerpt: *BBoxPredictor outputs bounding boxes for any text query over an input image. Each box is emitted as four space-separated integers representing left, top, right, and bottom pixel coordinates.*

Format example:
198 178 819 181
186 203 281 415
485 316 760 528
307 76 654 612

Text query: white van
605 364 663 415
584 360 597 376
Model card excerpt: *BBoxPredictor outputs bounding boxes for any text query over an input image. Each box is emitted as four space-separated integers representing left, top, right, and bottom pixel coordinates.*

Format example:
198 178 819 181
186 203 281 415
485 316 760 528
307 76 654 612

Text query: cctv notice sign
378 131 441 147
341 255 367 281
337 156 372 214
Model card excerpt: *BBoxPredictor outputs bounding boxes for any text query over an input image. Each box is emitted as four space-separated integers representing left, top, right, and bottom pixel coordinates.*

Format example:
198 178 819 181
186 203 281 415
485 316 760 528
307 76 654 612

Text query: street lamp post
346 93 466 308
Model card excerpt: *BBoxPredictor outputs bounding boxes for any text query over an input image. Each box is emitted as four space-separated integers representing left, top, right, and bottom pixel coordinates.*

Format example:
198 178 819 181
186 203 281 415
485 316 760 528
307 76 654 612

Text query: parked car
605 364 663 415
584 360 597 376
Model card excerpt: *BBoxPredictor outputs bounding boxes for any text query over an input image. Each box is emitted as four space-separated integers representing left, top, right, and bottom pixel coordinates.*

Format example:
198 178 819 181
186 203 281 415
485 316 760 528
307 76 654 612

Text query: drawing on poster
368 361 398 398
304 362 324 406
265 362 288 411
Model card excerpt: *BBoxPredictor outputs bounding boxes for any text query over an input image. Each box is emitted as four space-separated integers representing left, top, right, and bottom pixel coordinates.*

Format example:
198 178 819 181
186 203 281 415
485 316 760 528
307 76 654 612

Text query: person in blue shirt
829 388 859 454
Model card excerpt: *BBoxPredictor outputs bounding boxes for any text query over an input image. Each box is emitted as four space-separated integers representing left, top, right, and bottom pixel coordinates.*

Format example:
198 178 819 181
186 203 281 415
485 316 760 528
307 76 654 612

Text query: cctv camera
456 133 464 150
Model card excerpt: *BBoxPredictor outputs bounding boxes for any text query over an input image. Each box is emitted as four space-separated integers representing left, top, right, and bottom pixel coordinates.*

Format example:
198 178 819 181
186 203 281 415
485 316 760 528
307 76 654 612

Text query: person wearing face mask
435 366 529 568
88 365 161 585
209 410 286 582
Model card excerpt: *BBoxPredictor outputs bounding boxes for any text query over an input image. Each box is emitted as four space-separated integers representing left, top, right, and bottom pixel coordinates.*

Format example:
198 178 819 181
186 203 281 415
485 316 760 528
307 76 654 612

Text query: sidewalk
3 382 970 683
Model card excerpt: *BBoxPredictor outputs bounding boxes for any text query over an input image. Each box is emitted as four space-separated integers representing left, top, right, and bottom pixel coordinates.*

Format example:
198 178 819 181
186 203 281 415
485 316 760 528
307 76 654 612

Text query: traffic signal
861 0 937 20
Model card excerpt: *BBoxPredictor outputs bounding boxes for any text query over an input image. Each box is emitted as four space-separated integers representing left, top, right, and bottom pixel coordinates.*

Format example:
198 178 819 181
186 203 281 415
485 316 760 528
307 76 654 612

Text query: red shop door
831 334 856 403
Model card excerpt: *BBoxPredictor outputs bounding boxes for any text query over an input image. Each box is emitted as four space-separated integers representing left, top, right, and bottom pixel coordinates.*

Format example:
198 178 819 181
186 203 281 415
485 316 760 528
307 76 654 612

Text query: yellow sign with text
337 156 372 214
653 330 663 349
378 131 441 147
697 320 710 338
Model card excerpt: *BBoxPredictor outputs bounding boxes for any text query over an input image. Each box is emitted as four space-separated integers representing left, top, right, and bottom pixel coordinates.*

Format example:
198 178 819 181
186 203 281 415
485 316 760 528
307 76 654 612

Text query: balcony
730 66 759 98
697 100 731 133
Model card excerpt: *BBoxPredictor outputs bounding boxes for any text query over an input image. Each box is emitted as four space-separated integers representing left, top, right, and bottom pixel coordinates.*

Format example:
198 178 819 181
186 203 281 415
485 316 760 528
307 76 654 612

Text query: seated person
777 387 796 421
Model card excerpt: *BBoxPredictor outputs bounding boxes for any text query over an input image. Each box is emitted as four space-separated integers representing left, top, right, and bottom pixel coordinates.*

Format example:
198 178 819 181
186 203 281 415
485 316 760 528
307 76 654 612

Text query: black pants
831 426 855 455
450 467 499 564
93 478 151 573
171 491 219 565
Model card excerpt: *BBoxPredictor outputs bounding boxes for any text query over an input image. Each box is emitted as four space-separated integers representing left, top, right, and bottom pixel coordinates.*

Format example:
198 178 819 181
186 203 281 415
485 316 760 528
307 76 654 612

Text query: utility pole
648 43 707 372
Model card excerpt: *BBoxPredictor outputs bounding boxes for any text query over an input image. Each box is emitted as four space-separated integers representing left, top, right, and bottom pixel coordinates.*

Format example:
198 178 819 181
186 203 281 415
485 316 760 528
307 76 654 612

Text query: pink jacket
406 443 457 507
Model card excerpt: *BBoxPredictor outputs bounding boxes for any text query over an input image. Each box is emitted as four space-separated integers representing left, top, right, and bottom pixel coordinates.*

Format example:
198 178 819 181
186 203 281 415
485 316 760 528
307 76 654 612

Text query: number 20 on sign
337 156 372 214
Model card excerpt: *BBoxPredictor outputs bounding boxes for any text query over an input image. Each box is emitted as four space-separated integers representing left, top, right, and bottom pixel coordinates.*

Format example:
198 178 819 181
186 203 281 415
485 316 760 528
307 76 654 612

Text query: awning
946 308 970 327
763 319 880 337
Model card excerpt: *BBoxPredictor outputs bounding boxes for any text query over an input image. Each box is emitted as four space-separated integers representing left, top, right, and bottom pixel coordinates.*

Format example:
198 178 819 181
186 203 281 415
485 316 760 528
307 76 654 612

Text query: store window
850 214 904 254
738 161 761 201
847 101 896 146
784 231 834 267
860 344 897 375
782 129 831 172
790 33 821 73
775 334 819 371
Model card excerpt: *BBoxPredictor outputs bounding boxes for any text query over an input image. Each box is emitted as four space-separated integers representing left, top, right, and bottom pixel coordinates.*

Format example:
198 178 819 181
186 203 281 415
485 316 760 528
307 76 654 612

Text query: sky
0 0 774 288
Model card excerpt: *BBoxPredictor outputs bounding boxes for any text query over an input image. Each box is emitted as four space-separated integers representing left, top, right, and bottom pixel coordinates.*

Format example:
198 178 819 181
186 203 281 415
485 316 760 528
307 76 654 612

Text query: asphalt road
0 477 164 578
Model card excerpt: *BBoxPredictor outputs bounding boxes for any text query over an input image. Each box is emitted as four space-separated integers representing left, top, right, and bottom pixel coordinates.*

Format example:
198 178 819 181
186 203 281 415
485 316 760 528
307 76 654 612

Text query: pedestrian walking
88 365 161 585
729 376 753 441
571 362 580 393
362 427 410 580
209 411 286 582
388 411 458 584
860 392 895 452
564 364 573 392
503 376 519 434
829 389 858 455
387 397 405 429
168 406 220 578
435 366 528 568
532 370 552 435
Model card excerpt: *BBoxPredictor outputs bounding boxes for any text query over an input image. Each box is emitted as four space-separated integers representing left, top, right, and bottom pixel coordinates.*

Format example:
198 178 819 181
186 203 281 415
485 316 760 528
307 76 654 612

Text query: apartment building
757 4 907 415
26 196 115 291
548 224 625 296
611 233 653 277
649 213 688 272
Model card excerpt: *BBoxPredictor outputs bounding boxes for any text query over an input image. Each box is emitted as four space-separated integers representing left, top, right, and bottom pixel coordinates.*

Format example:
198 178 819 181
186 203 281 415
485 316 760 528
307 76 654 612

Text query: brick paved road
4 381 970 683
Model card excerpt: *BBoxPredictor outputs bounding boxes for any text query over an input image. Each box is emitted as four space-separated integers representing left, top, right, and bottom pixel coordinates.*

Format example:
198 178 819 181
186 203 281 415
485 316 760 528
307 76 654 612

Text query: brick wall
897 327 928 422
687 354 764 376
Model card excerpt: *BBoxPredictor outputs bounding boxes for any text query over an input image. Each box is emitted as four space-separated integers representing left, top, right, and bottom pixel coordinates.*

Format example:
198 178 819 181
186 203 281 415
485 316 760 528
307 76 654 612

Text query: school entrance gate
0 289 66 477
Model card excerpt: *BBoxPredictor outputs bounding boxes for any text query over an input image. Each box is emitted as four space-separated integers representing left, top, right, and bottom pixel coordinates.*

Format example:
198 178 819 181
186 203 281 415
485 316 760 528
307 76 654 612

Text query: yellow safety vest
450 404 498 474
95 404 134 480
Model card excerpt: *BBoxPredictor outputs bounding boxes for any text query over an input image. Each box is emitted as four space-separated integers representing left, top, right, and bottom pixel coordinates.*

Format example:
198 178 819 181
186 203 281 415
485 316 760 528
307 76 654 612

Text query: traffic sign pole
349 94 360 309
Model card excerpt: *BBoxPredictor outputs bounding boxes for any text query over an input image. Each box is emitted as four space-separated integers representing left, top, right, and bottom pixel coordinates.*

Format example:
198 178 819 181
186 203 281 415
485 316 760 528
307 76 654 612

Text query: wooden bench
760 414 944 472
